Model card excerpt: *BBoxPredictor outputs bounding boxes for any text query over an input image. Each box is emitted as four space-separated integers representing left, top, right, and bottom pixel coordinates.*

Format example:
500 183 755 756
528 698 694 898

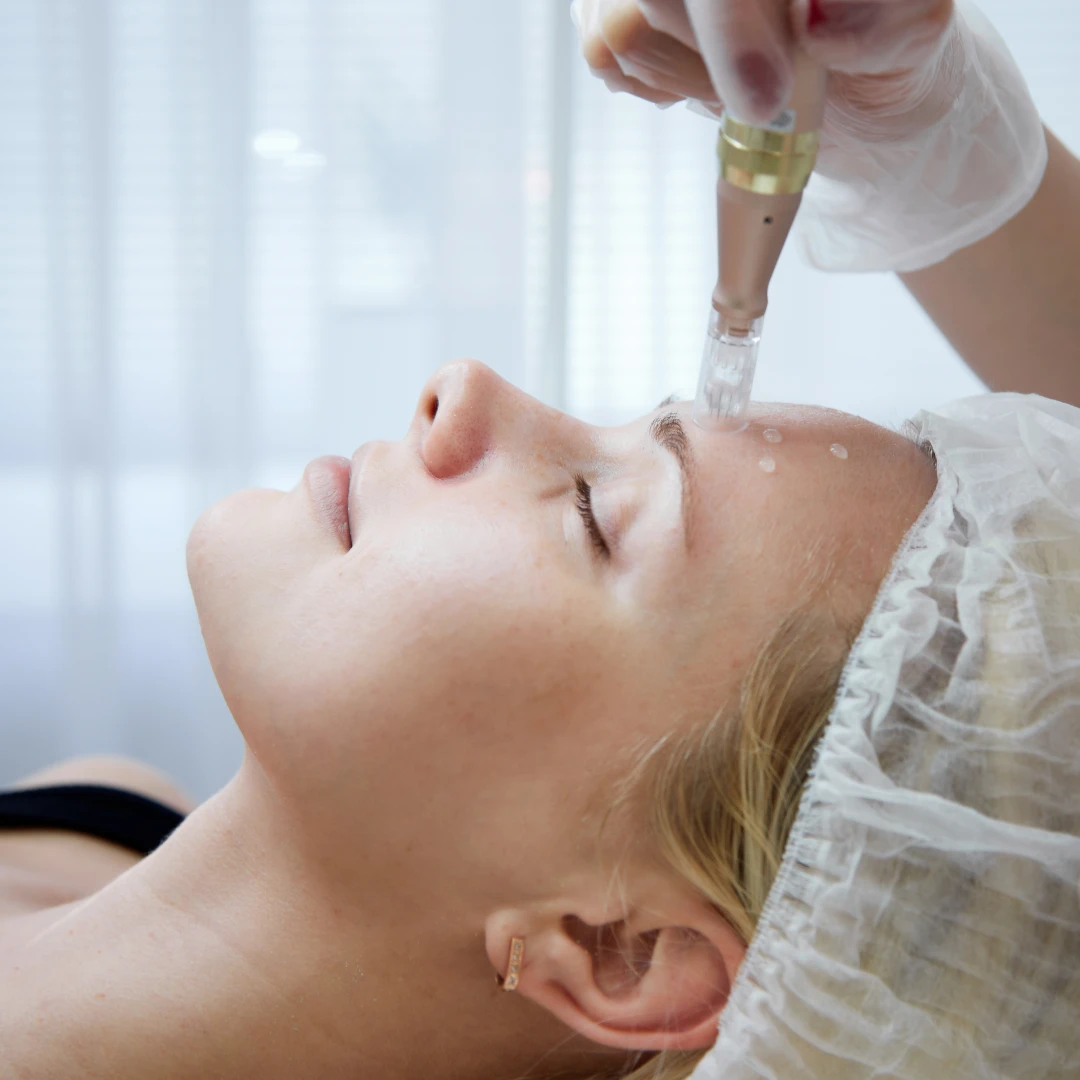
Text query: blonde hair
584 601 855 1080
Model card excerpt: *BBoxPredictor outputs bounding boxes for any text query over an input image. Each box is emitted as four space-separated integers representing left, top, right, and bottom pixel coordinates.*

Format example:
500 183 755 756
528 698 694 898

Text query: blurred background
1 0 1078 800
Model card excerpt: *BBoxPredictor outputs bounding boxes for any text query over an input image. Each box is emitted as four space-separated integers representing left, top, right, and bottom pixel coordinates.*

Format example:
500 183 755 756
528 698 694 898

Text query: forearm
900 129 1080 407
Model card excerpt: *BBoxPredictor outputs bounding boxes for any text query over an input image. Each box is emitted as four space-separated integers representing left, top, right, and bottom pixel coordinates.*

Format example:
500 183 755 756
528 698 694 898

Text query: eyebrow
649 411 695 548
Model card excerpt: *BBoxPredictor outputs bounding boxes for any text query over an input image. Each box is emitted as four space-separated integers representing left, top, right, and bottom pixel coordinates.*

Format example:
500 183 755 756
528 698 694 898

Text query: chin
187 493 243 592
186 488 286 621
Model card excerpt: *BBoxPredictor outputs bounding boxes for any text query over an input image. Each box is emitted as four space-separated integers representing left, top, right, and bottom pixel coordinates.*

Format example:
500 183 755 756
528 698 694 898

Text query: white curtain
2 0 1077 799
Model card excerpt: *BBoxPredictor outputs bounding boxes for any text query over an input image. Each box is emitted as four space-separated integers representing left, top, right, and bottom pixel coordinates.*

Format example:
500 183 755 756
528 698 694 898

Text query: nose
414 359 516 479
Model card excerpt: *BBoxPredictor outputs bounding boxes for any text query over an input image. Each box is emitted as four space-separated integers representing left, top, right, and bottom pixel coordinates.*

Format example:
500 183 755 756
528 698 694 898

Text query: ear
485 890 746 1052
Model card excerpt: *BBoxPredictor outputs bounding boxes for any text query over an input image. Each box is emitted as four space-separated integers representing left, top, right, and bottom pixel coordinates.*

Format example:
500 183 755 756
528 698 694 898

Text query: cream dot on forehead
758 456 777 474
830 443 849 460
763 428 782 444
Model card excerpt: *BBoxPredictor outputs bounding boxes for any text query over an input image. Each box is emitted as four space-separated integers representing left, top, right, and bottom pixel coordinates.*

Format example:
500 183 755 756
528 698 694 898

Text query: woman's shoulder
7 755 198 816
0 755 197 926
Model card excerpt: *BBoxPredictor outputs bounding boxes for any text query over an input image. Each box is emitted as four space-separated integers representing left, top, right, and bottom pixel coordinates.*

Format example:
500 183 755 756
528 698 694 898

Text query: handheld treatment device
693 52 827 432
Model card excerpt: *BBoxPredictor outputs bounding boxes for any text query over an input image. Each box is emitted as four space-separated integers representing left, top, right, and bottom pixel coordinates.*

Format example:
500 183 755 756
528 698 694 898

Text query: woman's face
186 361 935 910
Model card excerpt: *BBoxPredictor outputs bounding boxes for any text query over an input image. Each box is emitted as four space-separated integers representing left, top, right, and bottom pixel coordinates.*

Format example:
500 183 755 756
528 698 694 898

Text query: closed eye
574 475 610 559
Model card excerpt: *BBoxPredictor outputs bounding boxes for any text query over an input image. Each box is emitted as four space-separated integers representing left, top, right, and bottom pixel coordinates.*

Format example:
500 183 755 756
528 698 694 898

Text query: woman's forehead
607 399 881 440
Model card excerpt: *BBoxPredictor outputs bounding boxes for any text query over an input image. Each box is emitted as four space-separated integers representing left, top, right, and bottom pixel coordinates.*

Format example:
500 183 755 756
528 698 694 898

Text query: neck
0 759 573 1080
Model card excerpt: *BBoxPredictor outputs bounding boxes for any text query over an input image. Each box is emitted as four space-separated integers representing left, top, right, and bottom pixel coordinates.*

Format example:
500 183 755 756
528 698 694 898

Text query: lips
304 455 352 548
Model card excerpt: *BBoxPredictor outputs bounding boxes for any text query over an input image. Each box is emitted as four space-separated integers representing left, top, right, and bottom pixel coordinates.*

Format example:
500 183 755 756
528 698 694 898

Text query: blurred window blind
0 0 548 796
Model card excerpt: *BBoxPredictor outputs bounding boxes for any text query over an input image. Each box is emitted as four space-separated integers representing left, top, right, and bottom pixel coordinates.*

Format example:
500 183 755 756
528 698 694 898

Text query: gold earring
499 937 525 992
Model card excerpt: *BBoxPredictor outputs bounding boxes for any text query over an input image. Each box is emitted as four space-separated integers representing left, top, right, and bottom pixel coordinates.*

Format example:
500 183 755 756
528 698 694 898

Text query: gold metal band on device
717 115 820 196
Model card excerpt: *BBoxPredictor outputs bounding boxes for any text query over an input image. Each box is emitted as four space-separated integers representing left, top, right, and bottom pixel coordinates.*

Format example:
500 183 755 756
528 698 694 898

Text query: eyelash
574 475 610 559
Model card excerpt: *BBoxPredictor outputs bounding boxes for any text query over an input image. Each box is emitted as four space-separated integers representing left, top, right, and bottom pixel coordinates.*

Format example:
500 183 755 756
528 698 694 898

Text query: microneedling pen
693 53 827 432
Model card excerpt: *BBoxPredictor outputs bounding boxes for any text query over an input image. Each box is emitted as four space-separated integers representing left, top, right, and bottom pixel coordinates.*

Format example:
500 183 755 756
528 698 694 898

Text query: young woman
0 363 939 1077
2 2 1079 1078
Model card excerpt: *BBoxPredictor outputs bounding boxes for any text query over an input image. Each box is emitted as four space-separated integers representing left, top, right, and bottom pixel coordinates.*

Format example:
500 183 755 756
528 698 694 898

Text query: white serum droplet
763 428 782 444
758 456 777 474
830 443 849 460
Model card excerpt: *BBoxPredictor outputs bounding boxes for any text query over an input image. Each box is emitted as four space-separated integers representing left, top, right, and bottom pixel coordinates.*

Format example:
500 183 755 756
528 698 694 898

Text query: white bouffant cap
692 393 1080 1079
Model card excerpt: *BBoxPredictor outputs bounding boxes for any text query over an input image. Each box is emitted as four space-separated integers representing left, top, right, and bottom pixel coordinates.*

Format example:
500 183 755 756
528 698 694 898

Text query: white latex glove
571 0 1048 272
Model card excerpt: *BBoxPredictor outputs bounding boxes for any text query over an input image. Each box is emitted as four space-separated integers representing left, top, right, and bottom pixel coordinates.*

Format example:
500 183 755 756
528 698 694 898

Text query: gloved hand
571 0 1047 272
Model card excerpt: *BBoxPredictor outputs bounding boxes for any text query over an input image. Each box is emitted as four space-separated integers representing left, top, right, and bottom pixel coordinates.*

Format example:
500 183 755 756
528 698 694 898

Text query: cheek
238 515 606 787
308 516 578 702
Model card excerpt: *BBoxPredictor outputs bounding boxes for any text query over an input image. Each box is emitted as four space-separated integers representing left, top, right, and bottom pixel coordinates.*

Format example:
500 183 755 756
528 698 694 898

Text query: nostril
426 394 439 422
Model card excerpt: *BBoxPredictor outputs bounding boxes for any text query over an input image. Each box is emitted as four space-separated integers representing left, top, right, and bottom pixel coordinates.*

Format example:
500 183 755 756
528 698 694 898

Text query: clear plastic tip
692 309 763 433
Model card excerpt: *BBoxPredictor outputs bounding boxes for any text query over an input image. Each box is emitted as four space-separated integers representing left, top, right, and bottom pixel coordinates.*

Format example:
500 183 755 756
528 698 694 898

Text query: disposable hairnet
692 393 1080 1079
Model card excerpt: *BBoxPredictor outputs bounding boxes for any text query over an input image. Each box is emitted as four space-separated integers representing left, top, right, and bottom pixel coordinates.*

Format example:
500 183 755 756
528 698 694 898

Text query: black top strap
0 784 186 856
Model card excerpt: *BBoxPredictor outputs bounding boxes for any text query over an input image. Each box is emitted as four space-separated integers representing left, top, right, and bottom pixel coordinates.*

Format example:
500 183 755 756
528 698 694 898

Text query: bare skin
0 366 936 1080
0 756 194 910
0 758 195 948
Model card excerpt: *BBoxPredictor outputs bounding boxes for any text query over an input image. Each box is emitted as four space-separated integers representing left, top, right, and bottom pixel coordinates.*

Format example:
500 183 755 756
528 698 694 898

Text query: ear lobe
508 902 746 1053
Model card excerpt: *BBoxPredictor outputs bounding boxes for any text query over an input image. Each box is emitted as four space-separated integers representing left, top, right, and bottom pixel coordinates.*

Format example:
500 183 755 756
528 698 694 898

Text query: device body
693 54 827 431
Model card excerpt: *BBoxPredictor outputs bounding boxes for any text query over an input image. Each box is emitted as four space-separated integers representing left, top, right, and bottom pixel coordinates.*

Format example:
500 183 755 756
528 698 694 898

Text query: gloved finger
636 0 698 51
792 0 955 76
687 97 727 120
601 68 688 105
574 0 679 102
580 19 690 106
684 0 794 124
599 1 721 103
